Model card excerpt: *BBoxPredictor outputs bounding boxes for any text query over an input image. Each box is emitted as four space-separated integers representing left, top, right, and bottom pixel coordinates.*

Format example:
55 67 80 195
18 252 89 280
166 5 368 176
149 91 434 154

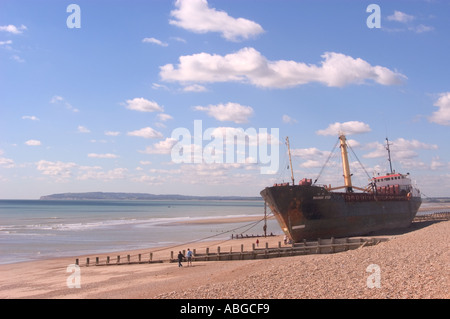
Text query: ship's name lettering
313 195 331 200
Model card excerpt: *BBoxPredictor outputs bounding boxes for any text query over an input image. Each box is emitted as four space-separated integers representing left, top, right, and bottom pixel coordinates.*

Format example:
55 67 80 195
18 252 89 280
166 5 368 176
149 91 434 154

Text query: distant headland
39 192 262 201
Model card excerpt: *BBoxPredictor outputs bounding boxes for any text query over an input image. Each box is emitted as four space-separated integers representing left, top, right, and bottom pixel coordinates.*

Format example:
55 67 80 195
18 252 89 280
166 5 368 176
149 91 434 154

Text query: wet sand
0 218 448 299
163 215 275 225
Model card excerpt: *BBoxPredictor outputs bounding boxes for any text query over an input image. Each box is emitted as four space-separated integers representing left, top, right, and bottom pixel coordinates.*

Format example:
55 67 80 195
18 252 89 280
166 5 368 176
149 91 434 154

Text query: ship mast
286 137 295 186
385 137 393 174
339 134 353 192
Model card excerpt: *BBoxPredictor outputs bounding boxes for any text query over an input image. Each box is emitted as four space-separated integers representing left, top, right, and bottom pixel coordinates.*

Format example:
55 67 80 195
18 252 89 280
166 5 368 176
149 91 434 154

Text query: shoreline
0 234 286 299
0 214 278 266
0 218 448 299
162 214 275 225
1 208 447 267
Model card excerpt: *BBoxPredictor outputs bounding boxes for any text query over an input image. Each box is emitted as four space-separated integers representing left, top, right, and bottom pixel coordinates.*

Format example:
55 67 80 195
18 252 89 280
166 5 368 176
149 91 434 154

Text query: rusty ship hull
260 184 422 241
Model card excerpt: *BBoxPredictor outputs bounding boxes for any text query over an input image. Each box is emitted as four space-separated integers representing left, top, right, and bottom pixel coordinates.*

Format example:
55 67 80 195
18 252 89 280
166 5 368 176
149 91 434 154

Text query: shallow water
0 199 279 264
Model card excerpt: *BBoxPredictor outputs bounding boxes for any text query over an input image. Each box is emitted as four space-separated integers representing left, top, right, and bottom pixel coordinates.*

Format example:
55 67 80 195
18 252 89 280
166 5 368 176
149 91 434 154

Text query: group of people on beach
177 248 193 267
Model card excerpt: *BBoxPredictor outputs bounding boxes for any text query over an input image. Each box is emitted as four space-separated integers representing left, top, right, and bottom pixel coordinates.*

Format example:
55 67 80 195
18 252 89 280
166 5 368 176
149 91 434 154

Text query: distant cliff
39 192 261 201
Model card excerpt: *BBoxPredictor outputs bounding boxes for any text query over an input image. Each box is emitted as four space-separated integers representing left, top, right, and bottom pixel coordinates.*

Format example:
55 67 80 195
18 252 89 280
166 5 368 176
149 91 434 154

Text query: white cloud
36 160 77 180
316 121 371 136
170 36 187 43
77 126 91 133
77 167 128 181
291 147 331 160
133 162 273 188
127 127 163 139
90 139 107 144
385 11 434 34
430 156 448 171
169 163 263 186
387 11 415 23
363 138 438 160
157 113 173 122
22 115 40 121
413 24 434 33
0 24 27 34
142 37 168 47
140 138 178 154
0 156 15 168
50 95 64 103
346 139 361 148
183 84 207 92
87 153 119 159
36 160 131 182
134 174 165 185
125 97 163 112
0 40 12 46
194 102 254 123
282 115 297 124
299 159 323 169
160 48 406 89
105 131 120 136
208 127 280 146
151 83 169 91
169 0 264 42
50 95 79 112
398 159 429 170
291 147 333 169
25 140 41 146
35 160 131 182
11 55 25 63
429 92 450 126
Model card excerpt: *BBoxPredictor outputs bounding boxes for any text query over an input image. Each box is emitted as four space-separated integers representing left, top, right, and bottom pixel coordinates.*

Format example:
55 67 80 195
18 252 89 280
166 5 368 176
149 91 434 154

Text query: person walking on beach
177 251 184 267
186 248 193 267
256 239 259 247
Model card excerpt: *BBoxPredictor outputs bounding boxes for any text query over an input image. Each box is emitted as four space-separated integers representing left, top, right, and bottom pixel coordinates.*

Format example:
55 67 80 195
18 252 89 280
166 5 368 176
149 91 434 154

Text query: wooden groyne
75 253 164 267
174 237 388 263
413 212 450 222
75 236 388 267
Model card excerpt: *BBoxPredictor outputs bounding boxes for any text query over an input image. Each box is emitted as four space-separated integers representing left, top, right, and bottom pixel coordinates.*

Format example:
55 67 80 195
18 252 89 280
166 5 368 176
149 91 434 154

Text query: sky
0 0 449 199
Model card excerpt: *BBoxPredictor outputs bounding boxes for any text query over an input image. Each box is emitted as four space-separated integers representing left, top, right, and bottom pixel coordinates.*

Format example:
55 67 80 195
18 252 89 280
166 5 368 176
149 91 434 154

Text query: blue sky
0 0 449 199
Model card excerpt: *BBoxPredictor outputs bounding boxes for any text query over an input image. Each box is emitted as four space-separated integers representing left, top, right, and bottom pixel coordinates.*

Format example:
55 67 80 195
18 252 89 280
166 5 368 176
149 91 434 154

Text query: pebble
156 221 449 299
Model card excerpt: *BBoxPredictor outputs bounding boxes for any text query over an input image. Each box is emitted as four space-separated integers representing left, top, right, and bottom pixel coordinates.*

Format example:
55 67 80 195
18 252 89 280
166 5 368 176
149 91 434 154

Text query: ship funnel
339 134 353 192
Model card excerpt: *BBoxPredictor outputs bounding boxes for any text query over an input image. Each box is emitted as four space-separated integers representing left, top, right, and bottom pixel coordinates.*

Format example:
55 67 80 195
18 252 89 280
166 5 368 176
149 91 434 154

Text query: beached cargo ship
260 135 422 241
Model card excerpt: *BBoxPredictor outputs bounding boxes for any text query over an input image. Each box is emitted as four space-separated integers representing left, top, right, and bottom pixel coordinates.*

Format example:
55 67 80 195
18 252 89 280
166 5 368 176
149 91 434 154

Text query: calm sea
0 199 279 265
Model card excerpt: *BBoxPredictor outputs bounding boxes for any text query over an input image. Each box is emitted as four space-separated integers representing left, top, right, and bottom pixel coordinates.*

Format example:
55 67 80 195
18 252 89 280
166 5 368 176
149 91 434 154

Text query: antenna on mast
385 137 393 174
